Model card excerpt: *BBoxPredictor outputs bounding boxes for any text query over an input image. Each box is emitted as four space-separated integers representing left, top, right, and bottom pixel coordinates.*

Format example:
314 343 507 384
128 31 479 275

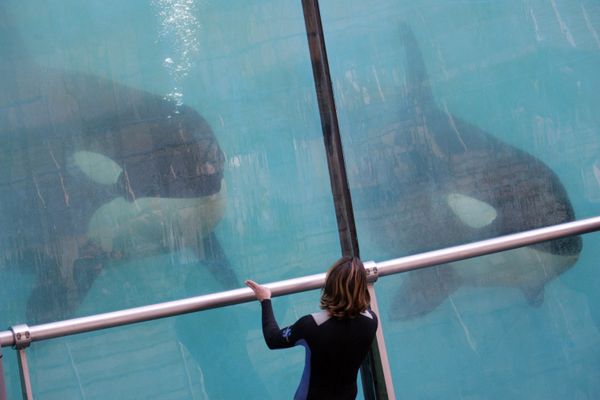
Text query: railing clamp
11 325 31 350
364 261 379 283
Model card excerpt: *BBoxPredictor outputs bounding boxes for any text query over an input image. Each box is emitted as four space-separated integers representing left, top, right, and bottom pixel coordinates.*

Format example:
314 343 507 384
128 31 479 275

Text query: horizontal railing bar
1 215 599 347
0 272 326 347
376 216 600 277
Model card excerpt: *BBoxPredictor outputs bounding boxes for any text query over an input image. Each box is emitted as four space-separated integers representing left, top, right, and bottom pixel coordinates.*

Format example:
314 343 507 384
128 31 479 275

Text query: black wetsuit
260 299 378 400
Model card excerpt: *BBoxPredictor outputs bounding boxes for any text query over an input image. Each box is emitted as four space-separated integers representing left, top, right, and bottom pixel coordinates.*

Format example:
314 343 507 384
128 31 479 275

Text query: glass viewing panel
321 1 600 398
0 1 344 398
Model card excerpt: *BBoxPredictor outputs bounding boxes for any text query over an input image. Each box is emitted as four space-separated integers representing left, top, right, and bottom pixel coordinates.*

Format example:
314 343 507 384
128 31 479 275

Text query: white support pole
16 349 32 400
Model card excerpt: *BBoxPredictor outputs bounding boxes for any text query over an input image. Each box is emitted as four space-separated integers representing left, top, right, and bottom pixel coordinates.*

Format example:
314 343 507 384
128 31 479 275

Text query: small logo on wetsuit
282 327 292 342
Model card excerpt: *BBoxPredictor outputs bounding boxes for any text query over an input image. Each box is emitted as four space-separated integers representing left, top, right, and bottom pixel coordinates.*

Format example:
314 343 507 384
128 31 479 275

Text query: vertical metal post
0 345 8 400
300 0 359 257
11 325 33 400
301 1 393 398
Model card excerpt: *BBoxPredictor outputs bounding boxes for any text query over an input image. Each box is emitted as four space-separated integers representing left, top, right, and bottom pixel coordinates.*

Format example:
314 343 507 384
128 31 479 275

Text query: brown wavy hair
320 256 371 318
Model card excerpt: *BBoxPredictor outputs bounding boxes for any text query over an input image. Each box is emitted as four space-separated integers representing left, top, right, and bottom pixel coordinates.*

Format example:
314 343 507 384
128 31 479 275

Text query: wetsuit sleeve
260 299 310 349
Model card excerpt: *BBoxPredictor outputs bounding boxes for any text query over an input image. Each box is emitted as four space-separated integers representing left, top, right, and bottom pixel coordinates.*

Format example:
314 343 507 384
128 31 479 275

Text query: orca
350 24 582 319
0 8 235 324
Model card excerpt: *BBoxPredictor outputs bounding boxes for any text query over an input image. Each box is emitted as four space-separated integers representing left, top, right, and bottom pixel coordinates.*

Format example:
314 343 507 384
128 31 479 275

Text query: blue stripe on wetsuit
295 339 311 400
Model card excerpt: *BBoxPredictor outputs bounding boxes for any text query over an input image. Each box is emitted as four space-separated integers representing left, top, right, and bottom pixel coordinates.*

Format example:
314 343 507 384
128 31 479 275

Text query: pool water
1 1 599 399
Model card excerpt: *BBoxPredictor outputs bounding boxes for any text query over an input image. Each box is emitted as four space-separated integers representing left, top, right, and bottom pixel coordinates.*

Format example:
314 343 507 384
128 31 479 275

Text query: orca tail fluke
200 232 239 290
26 275 75 325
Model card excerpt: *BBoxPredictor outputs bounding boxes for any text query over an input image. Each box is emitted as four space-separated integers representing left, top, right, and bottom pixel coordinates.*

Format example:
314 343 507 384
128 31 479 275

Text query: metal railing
0 215 599 399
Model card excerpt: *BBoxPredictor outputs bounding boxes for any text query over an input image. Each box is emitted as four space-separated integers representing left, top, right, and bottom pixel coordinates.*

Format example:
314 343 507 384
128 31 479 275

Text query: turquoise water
321 1 600 399
1 1 599 399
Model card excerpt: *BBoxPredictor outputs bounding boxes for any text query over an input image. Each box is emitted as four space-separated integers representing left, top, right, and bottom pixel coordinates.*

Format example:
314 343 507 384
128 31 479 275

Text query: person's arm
245 280 307 349
260 298 307 349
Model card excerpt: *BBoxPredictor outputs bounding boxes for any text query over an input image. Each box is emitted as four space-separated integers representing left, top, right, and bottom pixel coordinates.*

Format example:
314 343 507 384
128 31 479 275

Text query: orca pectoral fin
522 284 545 307
73 239 108 304
73 257 104 301
390 264 459 320
26 280 72 324
198 232 238 290
26 257 76 324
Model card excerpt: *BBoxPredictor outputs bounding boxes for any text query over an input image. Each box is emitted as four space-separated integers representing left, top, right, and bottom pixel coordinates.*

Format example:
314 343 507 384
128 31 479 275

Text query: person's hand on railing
245 280 272 302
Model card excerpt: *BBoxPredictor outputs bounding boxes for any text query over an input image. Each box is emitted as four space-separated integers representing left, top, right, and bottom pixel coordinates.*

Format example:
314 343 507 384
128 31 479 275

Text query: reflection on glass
20 290 364 399
321 1 600 398
375 232 600 399
0 1 341 398
320 0 600 316
350 24 582 318
24 307 275 398
1 15 230 326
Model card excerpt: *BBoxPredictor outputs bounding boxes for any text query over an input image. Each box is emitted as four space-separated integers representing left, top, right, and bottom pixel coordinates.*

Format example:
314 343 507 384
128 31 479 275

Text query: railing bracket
11 325 31 350
364 261 379 283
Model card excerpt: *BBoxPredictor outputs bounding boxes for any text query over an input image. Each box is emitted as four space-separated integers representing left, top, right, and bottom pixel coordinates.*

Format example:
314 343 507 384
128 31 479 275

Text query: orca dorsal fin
0 5 31 65
399 23 435 109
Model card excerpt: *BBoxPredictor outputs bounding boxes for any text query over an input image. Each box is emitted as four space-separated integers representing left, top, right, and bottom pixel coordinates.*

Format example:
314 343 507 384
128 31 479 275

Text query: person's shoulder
309 310 332 326
294 311 332 326
360 309 378 325
295 313 319 326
